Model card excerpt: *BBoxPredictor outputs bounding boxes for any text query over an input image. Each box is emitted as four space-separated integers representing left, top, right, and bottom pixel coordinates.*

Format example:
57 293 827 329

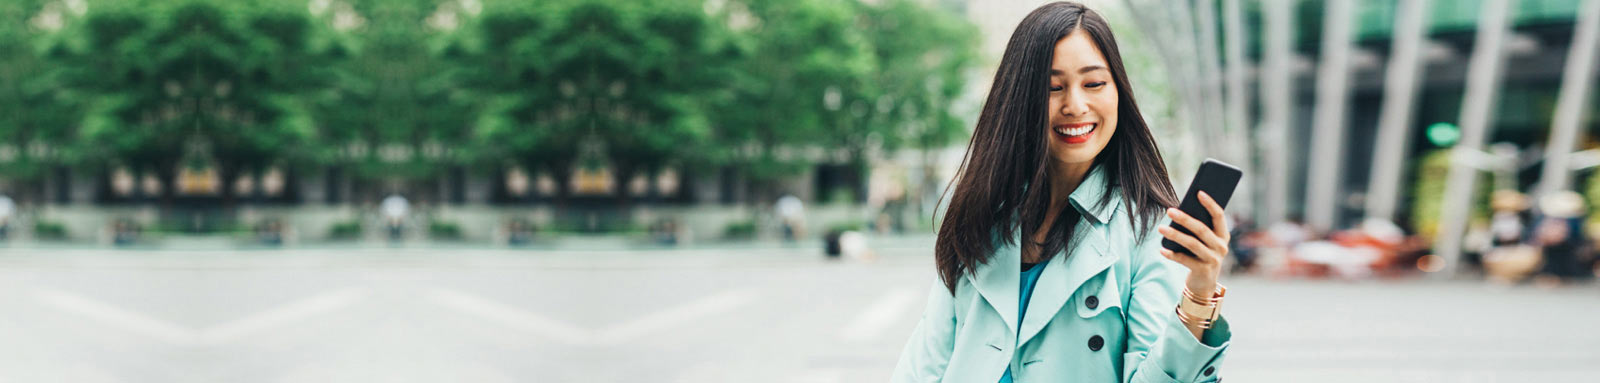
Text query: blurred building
1281 0 1596 229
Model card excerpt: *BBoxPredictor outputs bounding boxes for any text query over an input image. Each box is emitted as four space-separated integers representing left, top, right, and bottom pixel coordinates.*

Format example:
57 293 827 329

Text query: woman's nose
1059 94 1088 116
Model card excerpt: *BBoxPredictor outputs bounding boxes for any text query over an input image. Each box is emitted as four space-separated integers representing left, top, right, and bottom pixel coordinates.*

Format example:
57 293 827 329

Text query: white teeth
1055 124 1094 137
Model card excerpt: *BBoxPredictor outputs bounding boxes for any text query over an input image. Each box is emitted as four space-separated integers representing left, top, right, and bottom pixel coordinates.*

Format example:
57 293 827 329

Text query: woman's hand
1156 191 1228 296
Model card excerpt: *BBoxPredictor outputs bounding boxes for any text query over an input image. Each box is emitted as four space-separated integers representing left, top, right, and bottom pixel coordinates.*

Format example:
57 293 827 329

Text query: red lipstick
1052 123 1096 144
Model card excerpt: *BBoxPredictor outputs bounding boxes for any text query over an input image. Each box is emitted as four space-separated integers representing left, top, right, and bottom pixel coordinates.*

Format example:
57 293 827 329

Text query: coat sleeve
890 280 959 383
1122 218 1232 383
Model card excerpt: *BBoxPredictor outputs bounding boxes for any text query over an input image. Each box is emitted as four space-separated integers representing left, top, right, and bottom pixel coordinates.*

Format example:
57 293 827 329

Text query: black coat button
1087 335 1104 351
1085 295 1099 309
1204 366 1215 376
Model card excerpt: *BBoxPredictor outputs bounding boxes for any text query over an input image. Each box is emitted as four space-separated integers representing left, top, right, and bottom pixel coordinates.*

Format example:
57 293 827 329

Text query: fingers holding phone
1159 192 1228 267
1157 159 1242 293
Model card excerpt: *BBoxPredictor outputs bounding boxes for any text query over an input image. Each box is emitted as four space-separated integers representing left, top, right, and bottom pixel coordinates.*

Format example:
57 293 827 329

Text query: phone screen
1161 159 1243 257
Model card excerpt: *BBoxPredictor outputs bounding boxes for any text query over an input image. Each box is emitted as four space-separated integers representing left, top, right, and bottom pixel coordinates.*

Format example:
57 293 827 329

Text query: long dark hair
934 2 1177 294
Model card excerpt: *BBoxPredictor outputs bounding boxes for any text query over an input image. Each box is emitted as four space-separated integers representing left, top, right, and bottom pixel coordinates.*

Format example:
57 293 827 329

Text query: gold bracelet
1175 306 1215 329
1176 284 1226 328
1182 284 1226 306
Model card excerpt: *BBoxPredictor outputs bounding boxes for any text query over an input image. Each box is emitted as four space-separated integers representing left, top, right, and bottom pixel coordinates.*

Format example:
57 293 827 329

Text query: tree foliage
4 0 979 206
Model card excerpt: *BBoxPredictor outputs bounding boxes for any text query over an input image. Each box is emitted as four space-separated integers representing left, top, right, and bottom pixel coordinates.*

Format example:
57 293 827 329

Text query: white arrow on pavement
425 287 760 346
34 287 368 346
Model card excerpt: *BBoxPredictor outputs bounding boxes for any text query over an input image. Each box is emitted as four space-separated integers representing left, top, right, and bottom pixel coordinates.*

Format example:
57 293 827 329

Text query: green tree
68 0 329 208
707 0 976 207
179 0 327 206
70 0 187 206
708 0 875 203
311 0 479 204
582 0 734 204
0 0 87 204
460 0 578 202
855 0 977 212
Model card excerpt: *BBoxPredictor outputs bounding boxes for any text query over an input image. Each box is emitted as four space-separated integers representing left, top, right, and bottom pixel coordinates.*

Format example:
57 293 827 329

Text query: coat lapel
1019 165 1123 345
968 164 1125 345
970 233 1021 334
1017 220 1115 346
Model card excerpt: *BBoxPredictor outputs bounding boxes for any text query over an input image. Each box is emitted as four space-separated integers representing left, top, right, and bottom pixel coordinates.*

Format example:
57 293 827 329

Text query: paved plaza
0 240 1597 382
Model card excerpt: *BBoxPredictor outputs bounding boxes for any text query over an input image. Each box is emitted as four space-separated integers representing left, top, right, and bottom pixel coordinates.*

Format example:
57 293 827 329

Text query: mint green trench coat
892 166 1231 382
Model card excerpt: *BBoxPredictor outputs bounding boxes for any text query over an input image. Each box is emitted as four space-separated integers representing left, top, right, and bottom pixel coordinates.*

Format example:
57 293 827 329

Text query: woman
892 2 1233 382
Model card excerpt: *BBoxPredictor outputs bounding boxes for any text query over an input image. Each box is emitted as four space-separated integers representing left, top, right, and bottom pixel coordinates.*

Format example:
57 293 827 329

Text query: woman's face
1046 29 1118 168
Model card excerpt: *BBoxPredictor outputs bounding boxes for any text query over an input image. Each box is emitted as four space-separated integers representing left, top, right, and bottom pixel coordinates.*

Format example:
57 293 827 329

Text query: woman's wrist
1184 272 1219 296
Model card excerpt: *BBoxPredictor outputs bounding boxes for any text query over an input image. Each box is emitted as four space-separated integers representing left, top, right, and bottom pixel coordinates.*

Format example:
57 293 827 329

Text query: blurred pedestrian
1227 215 1257 273
1532 191 1589 287
0 193 13 240
775 192 805 241
112 218 139 246
381 193 409 242
255 219 282 246
1489 190 1529 247
1478 190 1536 282
651 217 680 246
506 218 533 246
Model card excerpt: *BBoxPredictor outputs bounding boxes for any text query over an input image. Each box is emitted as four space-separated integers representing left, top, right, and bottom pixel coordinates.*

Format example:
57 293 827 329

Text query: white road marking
594 289 759 345
839 287 920 342
426 288 760 346
424 288 592 346
198 287 368 344
33 289 199 345
34 287 367 346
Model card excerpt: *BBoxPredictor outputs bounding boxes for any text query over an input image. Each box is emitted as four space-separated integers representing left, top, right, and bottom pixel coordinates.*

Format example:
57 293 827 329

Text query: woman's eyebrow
1049 65 1107 75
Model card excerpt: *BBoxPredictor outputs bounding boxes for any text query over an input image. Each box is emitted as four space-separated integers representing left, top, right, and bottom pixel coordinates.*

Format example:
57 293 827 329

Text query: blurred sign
1427 122 1461 147
573 168 613 195
179 167 220 195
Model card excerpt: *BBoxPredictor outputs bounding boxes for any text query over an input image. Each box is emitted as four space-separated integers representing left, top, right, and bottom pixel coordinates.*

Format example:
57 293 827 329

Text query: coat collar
1068 163 1119 225
968 163 1122 342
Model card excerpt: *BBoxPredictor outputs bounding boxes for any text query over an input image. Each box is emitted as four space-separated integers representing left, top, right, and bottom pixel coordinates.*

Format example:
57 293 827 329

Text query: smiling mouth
1054 124 1094 136
1052 123 1096 143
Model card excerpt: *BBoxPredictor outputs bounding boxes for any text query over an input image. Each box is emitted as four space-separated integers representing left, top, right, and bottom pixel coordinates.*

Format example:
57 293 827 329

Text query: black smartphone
1161 159 1243 257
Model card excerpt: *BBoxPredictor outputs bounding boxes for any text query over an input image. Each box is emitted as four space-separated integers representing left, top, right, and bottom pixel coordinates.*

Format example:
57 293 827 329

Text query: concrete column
1260 0 1295 225
1222 0 1254 220
1534 0 1600 198
1365 0 1433 221
1306 0 1356 232
1193 0 1227 155
1434 0 1517 276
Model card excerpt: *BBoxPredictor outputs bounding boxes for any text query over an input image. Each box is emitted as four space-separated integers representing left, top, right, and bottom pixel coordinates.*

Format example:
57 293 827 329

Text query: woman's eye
1085 81 1107 88
1050 85 1064 92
